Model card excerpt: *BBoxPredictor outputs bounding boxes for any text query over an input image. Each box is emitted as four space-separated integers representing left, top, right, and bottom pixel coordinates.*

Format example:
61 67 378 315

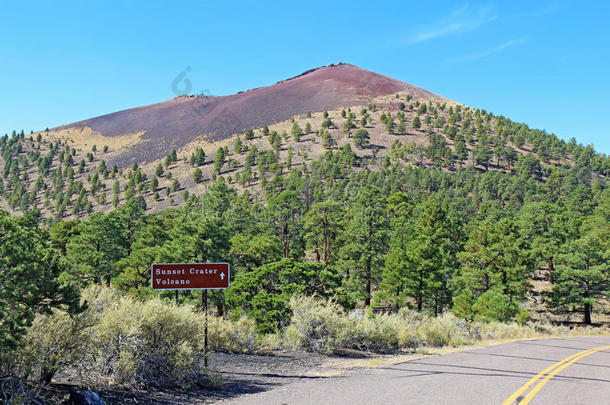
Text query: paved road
221 336 610 405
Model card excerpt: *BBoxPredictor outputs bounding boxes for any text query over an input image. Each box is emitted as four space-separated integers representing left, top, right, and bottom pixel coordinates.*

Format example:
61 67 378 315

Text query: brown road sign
151 263 230 290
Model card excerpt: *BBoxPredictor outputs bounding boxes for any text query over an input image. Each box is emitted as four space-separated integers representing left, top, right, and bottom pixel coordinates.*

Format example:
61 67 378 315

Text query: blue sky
1 1 609 154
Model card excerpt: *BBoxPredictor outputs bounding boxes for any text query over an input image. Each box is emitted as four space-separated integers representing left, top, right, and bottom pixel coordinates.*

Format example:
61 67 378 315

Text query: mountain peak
278 62 354 83
53 65 443 166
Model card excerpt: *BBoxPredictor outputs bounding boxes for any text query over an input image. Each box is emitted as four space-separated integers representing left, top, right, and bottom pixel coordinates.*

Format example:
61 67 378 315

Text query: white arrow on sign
220 272 225 280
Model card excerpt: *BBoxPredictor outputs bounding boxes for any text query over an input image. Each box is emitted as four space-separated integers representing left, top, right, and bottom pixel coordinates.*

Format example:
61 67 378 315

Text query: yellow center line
501 345 610 405
518 345 610 404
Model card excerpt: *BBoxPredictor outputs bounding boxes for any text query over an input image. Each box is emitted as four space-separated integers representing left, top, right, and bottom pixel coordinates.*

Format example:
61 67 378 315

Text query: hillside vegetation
2 90 609 220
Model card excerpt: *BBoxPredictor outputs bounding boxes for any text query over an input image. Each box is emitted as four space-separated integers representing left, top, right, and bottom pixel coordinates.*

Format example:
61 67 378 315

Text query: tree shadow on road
381 362 610 384
463 350 610 370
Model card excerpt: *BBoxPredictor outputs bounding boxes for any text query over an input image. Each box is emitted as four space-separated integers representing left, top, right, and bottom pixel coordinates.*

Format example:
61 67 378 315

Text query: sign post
203 289 208 368
151 262 230 368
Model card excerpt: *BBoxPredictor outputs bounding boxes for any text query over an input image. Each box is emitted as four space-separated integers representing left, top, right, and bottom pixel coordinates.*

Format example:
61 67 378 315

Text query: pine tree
0 211 81 351
234 137 243 154
150 176 159 191
214 147 226 174
474 144 493 170
155 162 164 177
403 200 461 314
65 212 125 285
518 202 567 275
377 192 413 309
337 186 388 306
456 219 533 301
303 200 344 263
454 135 468 166
548 221 610 324
190 148 206 166
291 122 303 142
353 129 370 149
193 168 203 183
412 116 421 131
321 131 333 150
397 119 406 134
267 190 304 258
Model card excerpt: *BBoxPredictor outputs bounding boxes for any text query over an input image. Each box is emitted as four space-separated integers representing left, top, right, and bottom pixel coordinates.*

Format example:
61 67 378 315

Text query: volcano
54 63 444 165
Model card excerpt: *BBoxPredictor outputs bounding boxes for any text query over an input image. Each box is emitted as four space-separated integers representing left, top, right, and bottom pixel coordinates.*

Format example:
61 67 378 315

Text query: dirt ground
42 350 398 404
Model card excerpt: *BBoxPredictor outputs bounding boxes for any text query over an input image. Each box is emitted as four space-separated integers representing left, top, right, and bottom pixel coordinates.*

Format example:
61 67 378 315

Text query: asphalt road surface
220 336 610 405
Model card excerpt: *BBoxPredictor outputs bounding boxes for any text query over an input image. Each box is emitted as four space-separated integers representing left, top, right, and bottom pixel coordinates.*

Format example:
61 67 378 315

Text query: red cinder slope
56 63 442 166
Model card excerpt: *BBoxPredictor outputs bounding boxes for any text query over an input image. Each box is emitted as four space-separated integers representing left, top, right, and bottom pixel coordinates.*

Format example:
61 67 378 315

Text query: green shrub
284 295 348 353
515 309 531 325
348 316 404 353
227 259 341 333
92 295 205 388
452 290 475 321
18 308 96 384
208 316 258 353
422 313 472 347
472 290 519 323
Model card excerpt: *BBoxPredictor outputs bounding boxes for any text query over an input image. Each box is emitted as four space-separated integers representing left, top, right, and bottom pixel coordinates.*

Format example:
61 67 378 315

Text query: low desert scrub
6 289 609 394
4 286 263 390
419 313 473 347
91 294 204 388
17 307 97 385
208 316 259 353
284 295 610 354
257 332 285 352
284 296 348 353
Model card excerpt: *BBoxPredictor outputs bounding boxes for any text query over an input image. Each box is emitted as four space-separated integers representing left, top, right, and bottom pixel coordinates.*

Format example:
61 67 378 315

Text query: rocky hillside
52 63 444 167
1 65 608 222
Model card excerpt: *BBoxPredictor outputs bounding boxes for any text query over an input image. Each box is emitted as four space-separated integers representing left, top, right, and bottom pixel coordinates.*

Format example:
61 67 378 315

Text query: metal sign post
203 289 208 368
151 262 230 369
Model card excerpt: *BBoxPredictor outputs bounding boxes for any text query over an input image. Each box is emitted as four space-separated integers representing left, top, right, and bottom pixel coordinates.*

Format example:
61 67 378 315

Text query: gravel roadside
59 350 375 404
40 349 426 404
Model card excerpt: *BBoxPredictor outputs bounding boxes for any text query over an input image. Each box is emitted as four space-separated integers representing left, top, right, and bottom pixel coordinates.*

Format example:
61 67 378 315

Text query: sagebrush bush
83 287 266 387
479 321 536 340
1 285 104 384
284 295 349 353
18 308 96 384
396 309 427 348
284 296 609 354
258 332 284 351
285 296 470 353
287 296 422 353
421 313 473 347
348 315 404 353
92 295 205 388
207 316 258 353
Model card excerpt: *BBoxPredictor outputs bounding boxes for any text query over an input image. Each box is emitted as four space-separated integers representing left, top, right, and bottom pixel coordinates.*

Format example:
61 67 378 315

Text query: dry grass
41 127 145 154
